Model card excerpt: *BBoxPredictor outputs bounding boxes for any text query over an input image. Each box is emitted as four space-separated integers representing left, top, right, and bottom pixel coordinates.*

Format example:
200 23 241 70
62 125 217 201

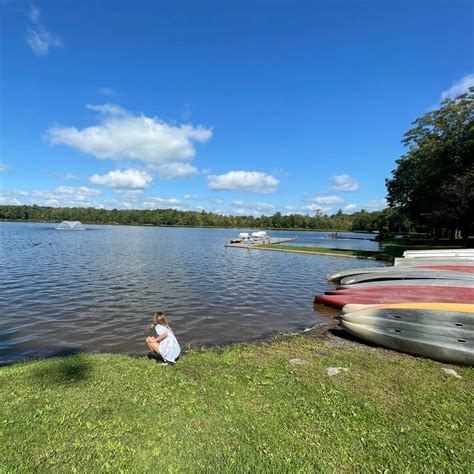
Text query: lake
0 222 385 364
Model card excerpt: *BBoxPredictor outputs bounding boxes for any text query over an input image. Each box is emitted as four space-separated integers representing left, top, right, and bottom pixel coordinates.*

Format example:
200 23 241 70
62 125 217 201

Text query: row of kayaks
314 249 474 365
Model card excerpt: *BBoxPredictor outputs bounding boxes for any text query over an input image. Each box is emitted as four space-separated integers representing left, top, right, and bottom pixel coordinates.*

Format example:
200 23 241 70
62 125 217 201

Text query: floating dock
225 237 297 248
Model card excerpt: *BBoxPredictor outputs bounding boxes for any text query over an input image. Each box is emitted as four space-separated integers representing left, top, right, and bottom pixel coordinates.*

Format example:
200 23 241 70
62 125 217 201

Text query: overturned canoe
342 302 474 314
325 286 474 300
394 258 474 267
403 249 474 259
314 287 474 309
337 279 474 290
340 271 474 286
340 306 474 365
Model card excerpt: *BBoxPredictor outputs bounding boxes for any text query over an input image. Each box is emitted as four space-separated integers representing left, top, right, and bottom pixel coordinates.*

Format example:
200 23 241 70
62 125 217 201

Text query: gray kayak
337 278 474 290
328 265 397 284
326 265 470 284
340 271 474 286
394 258 474 267
341 308 474 365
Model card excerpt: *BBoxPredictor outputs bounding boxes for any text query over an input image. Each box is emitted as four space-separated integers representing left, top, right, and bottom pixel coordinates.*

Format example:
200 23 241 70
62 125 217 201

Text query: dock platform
225 237 297 248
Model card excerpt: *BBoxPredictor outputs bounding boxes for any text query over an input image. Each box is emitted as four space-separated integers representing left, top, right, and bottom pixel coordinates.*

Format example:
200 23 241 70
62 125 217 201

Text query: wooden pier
225 237 297 248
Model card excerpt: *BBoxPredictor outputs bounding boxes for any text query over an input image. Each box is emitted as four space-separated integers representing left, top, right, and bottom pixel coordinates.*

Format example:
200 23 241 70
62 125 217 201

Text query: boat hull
341 307 474 365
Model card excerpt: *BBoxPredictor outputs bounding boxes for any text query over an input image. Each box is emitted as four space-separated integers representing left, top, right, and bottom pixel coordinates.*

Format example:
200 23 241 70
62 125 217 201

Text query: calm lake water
0 222 384 364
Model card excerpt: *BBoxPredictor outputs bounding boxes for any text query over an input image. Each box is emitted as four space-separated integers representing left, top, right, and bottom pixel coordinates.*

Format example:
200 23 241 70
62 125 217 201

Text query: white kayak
394 258 474 267
403 249 474 259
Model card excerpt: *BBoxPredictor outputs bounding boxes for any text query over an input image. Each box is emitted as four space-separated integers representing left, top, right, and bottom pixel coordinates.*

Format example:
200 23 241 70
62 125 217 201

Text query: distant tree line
0 204 410 233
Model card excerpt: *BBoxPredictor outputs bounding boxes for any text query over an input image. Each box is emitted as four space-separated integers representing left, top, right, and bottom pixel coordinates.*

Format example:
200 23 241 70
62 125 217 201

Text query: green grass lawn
1 332 473 472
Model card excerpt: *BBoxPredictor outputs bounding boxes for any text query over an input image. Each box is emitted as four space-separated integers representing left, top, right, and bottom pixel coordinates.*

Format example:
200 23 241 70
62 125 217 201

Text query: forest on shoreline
0 204 396 232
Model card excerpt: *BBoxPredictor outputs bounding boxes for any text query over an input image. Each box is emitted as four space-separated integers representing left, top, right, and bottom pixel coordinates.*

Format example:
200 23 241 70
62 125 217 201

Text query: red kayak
314 285 474 309
416 265 474 273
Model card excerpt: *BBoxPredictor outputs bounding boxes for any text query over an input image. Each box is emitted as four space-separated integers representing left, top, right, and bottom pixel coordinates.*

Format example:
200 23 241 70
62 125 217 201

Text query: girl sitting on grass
146 312 181 364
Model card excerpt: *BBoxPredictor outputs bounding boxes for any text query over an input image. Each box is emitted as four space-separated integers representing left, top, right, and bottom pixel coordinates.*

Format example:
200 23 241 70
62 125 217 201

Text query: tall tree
386 88 474 241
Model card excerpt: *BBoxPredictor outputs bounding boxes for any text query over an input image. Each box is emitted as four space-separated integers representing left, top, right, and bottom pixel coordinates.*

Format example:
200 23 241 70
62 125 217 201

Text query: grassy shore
258 239 472 262
1 328 473 472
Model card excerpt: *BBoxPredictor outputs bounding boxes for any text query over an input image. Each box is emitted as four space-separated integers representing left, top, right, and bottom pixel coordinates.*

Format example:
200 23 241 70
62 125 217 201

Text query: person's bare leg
146 337 161 358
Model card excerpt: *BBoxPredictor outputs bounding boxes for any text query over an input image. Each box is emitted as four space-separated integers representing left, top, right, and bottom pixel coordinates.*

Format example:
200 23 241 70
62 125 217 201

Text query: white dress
155 324 181 363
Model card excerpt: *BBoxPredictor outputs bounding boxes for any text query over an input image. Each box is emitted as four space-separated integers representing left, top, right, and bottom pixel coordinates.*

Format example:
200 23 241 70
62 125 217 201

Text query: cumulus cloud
441 74 474 101
208 171 279 194
32 185 100 200
231 200 276 216
312 195 344 205
28 186 101 207
343 204 358 214
89 169 153 190
304 203 332 214
0 163 10 172
0 197 22 205
342 199 387 213
141 197 183 210
45 172 81 181
330 174 359 192
26 5 62 56
154 162 199 179
45 104 213 169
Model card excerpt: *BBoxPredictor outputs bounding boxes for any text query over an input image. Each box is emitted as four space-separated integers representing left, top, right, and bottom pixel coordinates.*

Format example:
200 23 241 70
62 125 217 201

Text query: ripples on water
0 223 385 364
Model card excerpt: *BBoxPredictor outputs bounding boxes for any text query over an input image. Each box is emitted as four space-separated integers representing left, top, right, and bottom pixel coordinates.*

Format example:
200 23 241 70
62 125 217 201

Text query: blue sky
1 0 472 216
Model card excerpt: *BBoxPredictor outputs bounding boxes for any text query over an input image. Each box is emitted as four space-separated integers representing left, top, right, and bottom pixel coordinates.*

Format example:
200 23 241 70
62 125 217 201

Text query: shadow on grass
31 350 92 385
328 325 379 349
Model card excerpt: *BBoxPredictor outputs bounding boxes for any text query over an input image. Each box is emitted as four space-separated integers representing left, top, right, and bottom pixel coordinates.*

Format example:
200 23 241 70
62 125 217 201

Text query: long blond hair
153 312 170 328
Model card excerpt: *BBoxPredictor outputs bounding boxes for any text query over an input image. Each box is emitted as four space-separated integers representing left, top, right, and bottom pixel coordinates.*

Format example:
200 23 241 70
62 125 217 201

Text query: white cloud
330 174 359 192
154 162 199 179
360 199 387 211
304 203 332 214
26 5 62 56
343 204 358 214
231 200 276 216
0 189 29 198
86 103 128 116
0 197 22 205
342 199 387 213
89 169 153 190
441 74 474 101
183 194 199 200
30 186 101 207
208 171 279 194
0 163 10 172
45 104 213 168
141 197 183 210
114 189 144 198
45 172 81 180
312 195 344 205
98 87 116 97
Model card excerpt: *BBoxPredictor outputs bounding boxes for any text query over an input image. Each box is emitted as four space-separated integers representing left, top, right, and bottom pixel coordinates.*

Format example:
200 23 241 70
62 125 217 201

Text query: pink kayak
416 265 474 273
314 285 474 309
